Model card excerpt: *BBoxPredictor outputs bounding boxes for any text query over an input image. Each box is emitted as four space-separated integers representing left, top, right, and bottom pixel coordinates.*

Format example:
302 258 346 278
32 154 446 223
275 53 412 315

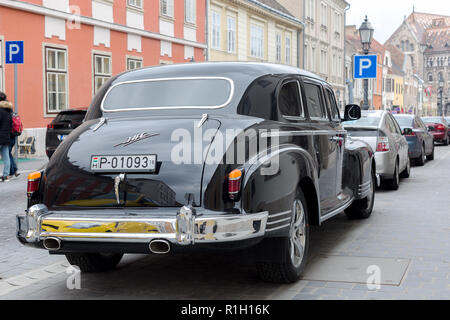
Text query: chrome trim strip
261 130 337 138
266 217 291 225
319 197 354 223
268 210 292 218
101 77 235 113
266 223 291 232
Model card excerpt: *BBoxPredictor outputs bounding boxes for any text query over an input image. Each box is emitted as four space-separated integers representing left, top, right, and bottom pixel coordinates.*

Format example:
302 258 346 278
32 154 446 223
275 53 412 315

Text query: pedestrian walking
0 91 13 182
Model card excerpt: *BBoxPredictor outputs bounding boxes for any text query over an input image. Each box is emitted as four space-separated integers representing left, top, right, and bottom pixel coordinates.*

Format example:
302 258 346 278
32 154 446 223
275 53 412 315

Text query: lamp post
359 16 374 110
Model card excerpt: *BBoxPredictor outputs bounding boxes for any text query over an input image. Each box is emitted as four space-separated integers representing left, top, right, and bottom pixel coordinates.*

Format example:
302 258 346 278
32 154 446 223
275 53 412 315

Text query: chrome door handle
329 136 344 142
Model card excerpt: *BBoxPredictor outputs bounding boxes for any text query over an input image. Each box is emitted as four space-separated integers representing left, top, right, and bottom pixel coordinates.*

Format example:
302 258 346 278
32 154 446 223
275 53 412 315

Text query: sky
346 0 450 44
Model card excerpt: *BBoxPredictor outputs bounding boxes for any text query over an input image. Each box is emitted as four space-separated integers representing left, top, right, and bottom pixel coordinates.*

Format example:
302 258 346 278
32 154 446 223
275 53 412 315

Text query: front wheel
256 190 309 283
345 167 375 219
65 253 123 272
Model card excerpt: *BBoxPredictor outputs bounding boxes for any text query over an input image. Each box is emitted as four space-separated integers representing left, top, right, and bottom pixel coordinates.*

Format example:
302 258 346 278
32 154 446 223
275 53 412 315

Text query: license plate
58 135 66 141
91 155 157 172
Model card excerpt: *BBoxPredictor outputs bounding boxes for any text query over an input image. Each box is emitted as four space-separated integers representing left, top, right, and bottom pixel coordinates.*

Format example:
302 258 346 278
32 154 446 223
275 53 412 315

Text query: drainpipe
302 0 306 69
205 0 209 61
344 3 351 106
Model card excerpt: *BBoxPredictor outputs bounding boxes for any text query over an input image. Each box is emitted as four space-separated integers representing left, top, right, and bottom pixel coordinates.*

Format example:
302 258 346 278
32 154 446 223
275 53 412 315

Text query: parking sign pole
14 63 19 164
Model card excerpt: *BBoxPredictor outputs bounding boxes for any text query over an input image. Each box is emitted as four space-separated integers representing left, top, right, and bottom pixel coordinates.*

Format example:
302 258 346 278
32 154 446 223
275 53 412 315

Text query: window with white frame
335 12 341 33
128 0 142 9
320 49 327 74
227 16 236 53
311 47 316 72
211 11 221 50
285 35 291 65
250 24 264 59
185 0 196 24
46 47 68 113
161 0 173 18
306 0 315 20
321 3 327 27
276 33 282 62
127 58 142 71
94 54 111 95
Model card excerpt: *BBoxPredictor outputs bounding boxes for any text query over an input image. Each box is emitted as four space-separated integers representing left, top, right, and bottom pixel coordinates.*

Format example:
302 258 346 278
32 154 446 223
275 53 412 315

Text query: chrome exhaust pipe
43 237 62 251
149 239 171 254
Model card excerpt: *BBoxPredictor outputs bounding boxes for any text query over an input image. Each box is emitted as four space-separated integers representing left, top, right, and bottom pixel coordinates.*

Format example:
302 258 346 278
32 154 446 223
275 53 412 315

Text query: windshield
393 116 413 127
345 112 381 127
102 78 233 111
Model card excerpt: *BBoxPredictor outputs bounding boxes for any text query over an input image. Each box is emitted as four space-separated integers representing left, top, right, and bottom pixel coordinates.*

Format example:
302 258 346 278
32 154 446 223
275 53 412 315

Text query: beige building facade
207 0 304 67
303 0 349 108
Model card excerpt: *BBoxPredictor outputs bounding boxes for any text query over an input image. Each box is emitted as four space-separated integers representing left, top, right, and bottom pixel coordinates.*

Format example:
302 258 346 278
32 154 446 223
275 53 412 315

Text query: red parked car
422 117 449 146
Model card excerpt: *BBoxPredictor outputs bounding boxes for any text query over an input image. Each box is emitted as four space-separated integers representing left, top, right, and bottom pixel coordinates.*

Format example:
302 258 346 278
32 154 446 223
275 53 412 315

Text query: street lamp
359 16 374 110
438 80 444 116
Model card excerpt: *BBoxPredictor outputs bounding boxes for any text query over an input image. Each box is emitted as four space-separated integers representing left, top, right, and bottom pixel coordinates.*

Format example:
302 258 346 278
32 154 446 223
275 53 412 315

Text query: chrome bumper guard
16 204 268 245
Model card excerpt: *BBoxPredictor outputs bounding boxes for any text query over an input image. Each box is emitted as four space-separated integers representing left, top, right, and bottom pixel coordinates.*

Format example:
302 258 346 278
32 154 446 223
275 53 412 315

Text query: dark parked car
45 109 87 158
393 114 434 165
422 116 449 145
17 63 375 283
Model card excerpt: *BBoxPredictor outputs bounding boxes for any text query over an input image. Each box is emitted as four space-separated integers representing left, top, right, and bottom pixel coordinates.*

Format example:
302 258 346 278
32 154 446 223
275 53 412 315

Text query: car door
300 78 340 215
418 117 433 154
323 86 347 201
389 114 408 171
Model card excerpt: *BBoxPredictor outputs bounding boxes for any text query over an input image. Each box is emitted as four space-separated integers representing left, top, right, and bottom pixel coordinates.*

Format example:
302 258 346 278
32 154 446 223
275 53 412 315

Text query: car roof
112 62 324 85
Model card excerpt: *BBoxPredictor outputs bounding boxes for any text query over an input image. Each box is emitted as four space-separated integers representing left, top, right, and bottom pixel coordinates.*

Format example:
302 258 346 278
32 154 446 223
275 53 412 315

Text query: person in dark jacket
0 91 12 182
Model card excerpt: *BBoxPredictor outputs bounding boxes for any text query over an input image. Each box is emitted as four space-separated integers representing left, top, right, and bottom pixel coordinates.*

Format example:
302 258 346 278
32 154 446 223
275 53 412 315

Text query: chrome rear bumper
16 205 268 247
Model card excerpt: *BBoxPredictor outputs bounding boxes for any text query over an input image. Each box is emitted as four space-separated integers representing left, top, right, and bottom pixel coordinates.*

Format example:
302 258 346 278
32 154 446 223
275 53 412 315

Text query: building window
311 47 316 72
127 58 142 71
250 24 264 59
334 12 341 33
161 0 173 18
320 50 327 74
185 0 196 24
94 54 111 95
306 0 315 20
276 33 282 62
321 3 327 27
227 16 236 53
285 35 291 65
128 0 142 9
45 47 68 113
211 11 221 50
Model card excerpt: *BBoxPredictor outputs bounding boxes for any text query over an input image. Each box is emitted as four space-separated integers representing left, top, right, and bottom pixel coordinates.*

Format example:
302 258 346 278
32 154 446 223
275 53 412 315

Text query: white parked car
343 110 410 190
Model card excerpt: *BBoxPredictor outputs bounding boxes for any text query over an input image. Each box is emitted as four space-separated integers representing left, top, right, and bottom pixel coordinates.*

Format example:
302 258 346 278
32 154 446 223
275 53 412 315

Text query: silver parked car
343 110 410 190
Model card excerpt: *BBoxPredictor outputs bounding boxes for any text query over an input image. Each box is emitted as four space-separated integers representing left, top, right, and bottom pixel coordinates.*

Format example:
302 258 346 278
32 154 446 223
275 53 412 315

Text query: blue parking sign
5 41 24 64
354 54 377 79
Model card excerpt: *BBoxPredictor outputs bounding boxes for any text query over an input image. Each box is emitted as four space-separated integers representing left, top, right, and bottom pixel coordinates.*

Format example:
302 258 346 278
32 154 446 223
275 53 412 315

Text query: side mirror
403 128 413 135
343 104 361 121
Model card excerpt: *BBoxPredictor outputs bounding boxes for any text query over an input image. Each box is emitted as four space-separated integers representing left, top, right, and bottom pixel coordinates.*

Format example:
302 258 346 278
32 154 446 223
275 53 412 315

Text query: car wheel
345 166 375 219
426 144 435 161
444 136 449 146
385 160 400 190
256 190 309 283
65 253 123 272
416 145 426 166
400 157 411 178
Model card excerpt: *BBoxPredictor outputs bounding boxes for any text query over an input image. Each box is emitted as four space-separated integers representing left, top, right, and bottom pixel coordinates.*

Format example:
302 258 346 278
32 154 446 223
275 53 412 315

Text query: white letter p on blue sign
5 41 24 64
359 58 372 76
354 54 377 79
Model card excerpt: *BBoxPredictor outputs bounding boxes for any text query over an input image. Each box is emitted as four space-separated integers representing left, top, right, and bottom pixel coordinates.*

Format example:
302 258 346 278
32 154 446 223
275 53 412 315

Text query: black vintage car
17 63 375 283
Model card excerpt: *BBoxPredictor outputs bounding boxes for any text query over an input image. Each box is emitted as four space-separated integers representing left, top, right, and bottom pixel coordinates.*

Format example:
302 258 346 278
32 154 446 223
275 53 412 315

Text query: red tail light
47 124 54 129
436 124 445 131
27 172 42 198
228 169 243 201
405 131 416 136
377 137 390 152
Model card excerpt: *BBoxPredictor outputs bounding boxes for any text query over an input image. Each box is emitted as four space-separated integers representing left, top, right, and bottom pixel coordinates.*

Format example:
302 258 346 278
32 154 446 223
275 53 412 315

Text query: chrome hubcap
289 200 306 268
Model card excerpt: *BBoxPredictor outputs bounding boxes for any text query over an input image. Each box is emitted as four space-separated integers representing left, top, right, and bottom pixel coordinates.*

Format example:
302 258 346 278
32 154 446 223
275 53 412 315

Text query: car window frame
324 86 341 122
277 78 305 121
301 77 329 122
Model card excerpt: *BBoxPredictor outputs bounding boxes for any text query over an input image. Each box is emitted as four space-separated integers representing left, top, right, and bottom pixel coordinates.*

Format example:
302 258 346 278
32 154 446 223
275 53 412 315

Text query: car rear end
344 111 393 180
393 115 420 158
423 117 447 144
45 110 87 158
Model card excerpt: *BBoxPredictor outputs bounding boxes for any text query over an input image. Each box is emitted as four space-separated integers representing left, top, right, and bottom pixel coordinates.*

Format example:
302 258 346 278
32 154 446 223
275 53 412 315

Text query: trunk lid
44 117 221 209
344 126 383 152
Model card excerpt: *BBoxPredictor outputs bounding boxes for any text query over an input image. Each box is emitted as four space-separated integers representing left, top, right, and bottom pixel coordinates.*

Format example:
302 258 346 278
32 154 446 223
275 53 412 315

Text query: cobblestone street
0 147 449 300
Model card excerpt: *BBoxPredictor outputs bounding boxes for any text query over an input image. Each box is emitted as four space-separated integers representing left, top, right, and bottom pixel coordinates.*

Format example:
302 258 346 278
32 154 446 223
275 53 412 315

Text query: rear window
345 114 381 127
102 78 233 111
393 116 413 127
422 117 443 124
55 112 86 123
